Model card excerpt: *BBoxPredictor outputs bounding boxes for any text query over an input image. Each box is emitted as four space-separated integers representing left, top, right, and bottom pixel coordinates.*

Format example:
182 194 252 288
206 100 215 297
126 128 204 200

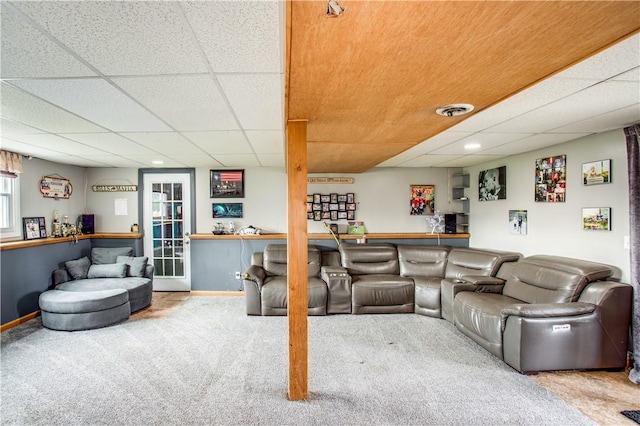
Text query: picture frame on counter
23 217 47 240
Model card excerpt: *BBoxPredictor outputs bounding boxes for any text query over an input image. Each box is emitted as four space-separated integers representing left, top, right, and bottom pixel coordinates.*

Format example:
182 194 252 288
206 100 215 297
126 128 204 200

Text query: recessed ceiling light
465 143 481 150
152 160 164 165
436 104 474 117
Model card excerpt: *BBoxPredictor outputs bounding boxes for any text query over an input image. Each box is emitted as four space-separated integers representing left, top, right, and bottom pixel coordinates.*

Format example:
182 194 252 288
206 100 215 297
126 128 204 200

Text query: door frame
138 168 196 288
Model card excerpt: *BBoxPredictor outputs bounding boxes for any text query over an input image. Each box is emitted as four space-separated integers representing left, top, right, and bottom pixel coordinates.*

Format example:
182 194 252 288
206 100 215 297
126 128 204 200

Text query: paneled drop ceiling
1 1 639 172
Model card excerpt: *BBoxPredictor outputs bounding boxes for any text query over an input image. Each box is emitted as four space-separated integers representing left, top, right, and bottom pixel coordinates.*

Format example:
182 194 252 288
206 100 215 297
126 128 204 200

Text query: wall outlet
235 271 241 280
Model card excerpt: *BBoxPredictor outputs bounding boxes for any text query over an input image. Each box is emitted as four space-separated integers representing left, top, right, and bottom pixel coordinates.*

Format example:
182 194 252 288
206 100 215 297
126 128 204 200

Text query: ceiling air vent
435 104 474 117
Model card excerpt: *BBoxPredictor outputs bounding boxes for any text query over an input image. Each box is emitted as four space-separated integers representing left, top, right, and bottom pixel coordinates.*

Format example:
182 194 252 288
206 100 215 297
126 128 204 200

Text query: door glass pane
175 258 184 276
173 183 182 201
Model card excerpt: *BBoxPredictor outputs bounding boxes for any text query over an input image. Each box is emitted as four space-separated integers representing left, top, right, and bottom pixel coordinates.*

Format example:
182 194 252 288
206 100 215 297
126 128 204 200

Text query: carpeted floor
1 297 596 425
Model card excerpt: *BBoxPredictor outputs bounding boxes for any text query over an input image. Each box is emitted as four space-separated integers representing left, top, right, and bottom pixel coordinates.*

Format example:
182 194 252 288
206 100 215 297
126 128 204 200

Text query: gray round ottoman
39 289 130 331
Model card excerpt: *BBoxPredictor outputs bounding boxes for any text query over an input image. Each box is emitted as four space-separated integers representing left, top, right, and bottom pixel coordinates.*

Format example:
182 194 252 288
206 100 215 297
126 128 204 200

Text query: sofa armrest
500 302 595 331
53 268 71 286
144 264 155 280
242 265 266 289
460 275 504 285
321 266 352 314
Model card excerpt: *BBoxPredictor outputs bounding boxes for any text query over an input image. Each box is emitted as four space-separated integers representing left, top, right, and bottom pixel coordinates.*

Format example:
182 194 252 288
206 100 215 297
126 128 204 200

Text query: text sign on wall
92 185 138 192
307 177 354 184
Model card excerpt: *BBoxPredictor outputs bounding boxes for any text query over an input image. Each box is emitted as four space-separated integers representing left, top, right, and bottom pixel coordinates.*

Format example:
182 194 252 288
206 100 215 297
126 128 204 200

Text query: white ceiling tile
436 155 506 168
181 1 281 73
0 138 65 158
392 155 463 167
11 78 171 132
113 75 239 131
453 78 597 132
257 153 285 167
183 131 252 154
60 133 158 156
245 130 284 153
4 133 111 155
489 80 639 133
554 33 640 81
119 132 204 155
77 155 147 168
12 1 208 75
429 133 532 155
43 155 111 167
0 118 45 135
551 105 640 134
478 133 591 156
0 83 105 133
217 74 283 130
125 155 187 168
169 155 223 168
0 4 97 78
212 154 261 168
612 67 639 82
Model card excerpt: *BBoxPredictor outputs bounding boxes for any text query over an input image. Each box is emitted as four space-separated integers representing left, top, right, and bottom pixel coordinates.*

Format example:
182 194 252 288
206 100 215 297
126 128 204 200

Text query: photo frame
582 159 611 185
410 184 435 215
212 203 243 218
535 155 566 202
479 166 506 201
508 210 527 235
306 193 356 221
582 207 610 231
23 217 47 240
210 170 244 198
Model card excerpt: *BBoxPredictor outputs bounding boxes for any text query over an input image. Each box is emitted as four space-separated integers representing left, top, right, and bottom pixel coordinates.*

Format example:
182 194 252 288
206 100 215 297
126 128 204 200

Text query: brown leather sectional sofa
242 243 632 374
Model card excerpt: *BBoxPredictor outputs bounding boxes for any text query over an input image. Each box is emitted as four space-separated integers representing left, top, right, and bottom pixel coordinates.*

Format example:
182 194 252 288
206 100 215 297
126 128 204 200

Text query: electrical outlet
235 271 241 280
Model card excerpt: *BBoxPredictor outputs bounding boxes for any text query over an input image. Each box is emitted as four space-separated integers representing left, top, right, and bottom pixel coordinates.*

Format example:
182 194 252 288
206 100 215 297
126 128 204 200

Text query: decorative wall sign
582 207 610 231
22 217 47 240
479 166 506 201
92 185 138 192
582 159 611 185
535 155 566 202
210 169 244 198
40 175 72 199
307 193 355 221
307 177 354 184
410 184 435 215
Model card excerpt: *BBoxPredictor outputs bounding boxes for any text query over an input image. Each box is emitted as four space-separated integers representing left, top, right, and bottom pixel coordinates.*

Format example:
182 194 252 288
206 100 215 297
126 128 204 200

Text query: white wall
20 158 87 229
466 129 631 282
85 168 139 232
195 166 451 235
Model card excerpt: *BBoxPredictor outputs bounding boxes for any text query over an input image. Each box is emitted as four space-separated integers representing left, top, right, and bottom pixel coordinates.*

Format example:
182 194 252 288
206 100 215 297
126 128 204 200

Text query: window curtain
624 124 640 384
0 150 23 178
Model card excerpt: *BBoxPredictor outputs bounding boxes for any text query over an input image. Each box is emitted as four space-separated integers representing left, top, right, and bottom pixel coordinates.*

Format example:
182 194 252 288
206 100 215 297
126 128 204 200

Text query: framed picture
508 210 527 235
330 211 338 221
23 217 47 240
313 211 321 221
337 194 347 202
582 159 611 185
338 211 348 219
307 212 314 220
535 155 566 202
330 193 338 203
346 193 354 203
410 184 435 215
313 194 321 203
212 203 243 218
320 194 331 203
479 166 506 201
210 170 244 198
582 207 610 231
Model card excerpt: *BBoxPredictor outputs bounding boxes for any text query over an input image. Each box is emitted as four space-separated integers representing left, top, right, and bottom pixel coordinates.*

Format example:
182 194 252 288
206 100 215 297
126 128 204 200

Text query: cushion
91 247 134 265
87 263 127 279
116 255 148 277
64 256 91 280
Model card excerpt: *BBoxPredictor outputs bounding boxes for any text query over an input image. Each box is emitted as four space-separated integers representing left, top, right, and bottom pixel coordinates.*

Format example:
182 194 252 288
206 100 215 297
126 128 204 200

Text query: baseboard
190 291 244 297
1 311 40 333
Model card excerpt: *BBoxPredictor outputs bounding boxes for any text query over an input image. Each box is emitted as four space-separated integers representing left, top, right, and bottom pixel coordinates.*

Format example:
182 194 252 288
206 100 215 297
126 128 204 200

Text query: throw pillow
87 263 128 279
64 256 91 280
116 255 148 277
91 247 134 265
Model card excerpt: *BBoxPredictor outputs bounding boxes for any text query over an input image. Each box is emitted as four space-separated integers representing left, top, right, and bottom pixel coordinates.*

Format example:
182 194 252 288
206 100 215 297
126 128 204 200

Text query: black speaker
444 214 457 234
80 214 94 234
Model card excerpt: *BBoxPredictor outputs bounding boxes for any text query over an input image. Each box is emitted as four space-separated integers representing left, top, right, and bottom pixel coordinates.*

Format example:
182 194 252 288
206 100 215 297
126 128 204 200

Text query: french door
143 172 192 291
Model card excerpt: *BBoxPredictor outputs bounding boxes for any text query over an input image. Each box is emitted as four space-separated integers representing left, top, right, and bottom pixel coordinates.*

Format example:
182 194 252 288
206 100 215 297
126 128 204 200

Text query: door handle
184 232 191 245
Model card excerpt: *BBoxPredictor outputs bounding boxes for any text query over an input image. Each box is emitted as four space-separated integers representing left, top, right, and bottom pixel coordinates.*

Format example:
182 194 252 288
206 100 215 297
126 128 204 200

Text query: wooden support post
286 119 308 401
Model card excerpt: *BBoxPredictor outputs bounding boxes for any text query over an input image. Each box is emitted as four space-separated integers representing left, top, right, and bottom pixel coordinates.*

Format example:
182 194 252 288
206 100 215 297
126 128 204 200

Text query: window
0 175 21 239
